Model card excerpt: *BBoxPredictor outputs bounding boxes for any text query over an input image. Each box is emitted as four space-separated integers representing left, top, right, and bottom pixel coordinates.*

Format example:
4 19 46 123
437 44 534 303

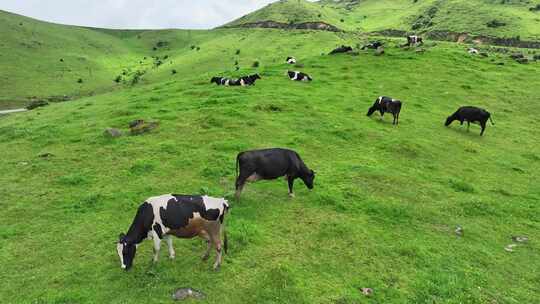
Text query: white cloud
0 0 287 29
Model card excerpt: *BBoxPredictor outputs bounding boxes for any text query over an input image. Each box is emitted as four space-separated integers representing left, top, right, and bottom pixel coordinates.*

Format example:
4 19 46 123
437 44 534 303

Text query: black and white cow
329 45 353 55
117 194 229 271
361 41 383 50
445 106 494 136
468 48 479 55
240 74 261 86
235 148 316 199
211 77 235 86
287 71 312 82
286 57 297 64
211 75 260 86
367 96 403 125
405 35 424 47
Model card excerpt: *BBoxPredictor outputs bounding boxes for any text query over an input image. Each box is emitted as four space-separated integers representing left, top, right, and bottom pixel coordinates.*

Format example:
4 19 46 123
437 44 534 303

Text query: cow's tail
489 115 495 125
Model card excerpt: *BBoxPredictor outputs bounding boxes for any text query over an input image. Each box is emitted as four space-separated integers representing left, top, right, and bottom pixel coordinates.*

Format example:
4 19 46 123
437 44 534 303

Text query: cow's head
302 170 316 189
117 233 137 271
445 115 455 126
210 77 220 84
253 74 261 80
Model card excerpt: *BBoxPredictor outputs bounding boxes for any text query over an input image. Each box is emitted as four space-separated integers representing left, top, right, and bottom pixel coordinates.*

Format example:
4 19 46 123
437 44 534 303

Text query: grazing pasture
1 11 540 304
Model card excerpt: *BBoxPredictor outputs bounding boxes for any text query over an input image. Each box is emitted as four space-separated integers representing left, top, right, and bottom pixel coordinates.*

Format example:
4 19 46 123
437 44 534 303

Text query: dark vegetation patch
458 199 499 217
448 179 475 193
129 160 155 175
253 103 283 112
412 5 438 30
487 20 506 28
57 174 88 186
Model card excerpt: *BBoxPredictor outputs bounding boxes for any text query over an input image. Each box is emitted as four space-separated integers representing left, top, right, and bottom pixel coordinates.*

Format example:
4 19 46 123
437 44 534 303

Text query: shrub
77 78 83 83
235 49 241 55
252 60 260 68
171 69 177 74
114 75 122 83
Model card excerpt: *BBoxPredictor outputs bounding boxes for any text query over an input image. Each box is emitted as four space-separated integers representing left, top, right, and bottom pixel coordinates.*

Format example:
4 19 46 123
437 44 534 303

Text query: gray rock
103 128 123 138
511 236 529 243
172 288 205 301
455 225 464 236
374 47 385 56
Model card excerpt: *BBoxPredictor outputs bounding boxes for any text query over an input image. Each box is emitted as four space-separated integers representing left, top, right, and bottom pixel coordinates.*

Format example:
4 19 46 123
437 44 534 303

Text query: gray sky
0 0 294 30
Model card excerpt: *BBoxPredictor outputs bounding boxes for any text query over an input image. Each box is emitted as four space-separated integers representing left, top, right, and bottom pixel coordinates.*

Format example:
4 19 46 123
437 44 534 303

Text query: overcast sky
0 0 301 30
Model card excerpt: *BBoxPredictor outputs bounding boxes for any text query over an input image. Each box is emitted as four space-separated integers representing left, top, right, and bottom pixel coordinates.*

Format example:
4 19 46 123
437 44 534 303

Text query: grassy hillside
1 19 540 303
226 0 540 40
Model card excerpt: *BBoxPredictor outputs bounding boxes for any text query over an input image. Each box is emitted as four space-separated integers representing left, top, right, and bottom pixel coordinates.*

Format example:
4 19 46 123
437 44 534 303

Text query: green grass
226 0 540 40
1 9 540 304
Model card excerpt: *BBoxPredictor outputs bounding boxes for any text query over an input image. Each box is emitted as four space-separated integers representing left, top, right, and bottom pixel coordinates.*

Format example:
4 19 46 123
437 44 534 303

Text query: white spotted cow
117 194 229 271
287 71 312 82
286 57 297 64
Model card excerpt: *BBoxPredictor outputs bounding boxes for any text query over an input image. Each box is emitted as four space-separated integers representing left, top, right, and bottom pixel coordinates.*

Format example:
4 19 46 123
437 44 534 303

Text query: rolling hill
226 0 540 41
1 5 540 304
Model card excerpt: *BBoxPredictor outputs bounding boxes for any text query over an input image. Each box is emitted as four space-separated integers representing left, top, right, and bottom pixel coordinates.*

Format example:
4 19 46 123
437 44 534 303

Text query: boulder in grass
172 288 205 301
374 47 385 56
103 128 122 138
130 121 160 135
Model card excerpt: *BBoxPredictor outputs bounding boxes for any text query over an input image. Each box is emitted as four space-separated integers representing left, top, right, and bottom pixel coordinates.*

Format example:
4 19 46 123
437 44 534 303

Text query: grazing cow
361 41 383 50
288 71 312 82
445 106 494 136
405 35 424 47
329 45 353 55
286 57 297 64
367 96 403 125
239 74 261 86
117 194 229 271
235 148 316 199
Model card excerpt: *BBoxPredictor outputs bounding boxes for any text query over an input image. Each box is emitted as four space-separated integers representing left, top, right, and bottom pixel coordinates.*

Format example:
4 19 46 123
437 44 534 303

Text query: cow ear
118 233 126 241
310 170 315 176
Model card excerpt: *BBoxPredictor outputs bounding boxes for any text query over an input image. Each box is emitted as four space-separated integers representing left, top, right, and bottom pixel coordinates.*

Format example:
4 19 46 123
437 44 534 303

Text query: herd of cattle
117 35 495 271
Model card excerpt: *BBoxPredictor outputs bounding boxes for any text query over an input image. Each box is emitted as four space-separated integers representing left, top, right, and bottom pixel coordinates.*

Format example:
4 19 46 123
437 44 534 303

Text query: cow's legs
467 121 470 132
152 232 161 263
396 112 400 125
165 235 175 259
200 231 211 261
208 226 223 270
392 113 397 125
287 176 295 198
480 122 486 136
235 170 254 200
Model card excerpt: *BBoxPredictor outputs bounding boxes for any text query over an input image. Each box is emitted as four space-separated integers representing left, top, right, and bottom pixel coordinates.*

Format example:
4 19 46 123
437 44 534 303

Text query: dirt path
0 108 27 115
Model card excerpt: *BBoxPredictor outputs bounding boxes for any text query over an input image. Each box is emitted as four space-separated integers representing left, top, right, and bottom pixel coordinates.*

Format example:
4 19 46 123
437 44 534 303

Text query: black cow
367 96 403 125
445 106 494 136
117 194 229 271
288 71 312 82
329 45 353 55
361 41 383 50
235 148 316 199
405 35 423 47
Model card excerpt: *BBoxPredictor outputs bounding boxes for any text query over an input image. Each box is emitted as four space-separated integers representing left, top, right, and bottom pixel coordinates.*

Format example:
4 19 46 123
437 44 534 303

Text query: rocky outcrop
225 20 341 32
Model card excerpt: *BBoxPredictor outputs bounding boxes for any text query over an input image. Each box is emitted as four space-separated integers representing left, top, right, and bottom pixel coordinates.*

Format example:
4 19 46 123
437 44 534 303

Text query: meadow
1 8 540 304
